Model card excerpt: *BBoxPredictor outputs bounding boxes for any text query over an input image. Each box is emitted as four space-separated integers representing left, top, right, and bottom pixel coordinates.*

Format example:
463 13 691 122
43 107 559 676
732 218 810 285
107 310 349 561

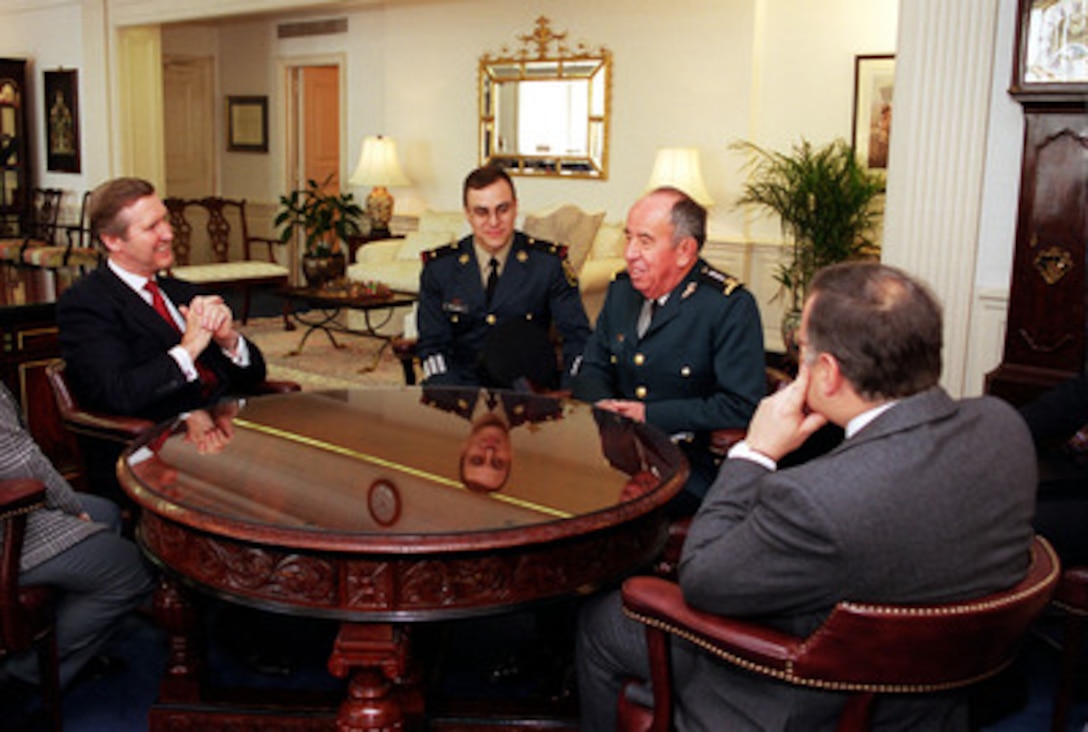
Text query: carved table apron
119 387 688 731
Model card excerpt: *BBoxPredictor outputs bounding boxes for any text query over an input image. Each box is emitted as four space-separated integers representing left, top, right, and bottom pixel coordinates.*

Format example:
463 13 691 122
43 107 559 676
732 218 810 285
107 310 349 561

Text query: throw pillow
588 221 625 260
396 230 456 261
418 210 467 237
523 204 605 273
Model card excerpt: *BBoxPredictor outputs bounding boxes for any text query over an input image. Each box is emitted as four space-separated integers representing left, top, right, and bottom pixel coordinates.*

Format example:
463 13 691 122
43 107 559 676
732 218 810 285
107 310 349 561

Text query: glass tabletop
120 386 687 552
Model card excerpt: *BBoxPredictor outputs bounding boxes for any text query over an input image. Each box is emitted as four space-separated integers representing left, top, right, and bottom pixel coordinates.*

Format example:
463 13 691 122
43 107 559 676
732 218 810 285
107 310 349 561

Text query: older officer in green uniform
573 187 765 514
417 166 591 390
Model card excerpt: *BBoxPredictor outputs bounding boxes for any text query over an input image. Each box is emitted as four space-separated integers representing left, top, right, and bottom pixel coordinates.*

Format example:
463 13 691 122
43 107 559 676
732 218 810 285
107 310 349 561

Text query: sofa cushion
418 210 466 237
523 204 604 273
172 261 289 283
396 230 456 261
589 221 626 261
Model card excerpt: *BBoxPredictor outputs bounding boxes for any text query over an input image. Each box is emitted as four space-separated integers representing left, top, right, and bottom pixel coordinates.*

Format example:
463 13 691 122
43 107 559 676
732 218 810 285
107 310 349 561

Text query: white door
163 55 215 197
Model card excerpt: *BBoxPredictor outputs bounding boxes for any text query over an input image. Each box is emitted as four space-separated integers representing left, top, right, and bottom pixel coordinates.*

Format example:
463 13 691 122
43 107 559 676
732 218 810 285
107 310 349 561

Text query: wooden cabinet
985 104 1088 405
987 1 1088 405
0 58 30 238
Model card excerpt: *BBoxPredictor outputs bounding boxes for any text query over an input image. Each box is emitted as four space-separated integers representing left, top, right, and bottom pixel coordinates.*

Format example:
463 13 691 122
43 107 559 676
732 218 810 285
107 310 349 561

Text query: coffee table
283 286 418 372
119 386 688 731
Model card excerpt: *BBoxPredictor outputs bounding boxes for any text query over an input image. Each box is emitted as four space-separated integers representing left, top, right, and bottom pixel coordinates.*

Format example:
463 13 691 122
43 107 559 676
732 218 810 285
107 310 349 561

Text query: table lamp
645 147 714 207
349 135 411 237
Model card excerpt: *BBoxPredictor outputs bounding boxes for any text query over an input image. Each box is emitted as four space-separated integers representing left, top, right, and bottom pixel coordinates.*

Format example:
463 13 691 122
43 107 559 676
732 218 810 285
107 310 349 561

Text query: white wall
0 0 95 219
151 0 900 237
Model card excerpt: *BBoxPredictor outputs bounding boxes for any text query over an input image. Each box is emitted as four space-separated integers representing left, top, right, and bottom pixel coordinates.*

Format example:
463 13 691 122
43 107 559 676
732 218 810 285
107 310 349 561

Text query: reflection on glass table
120 386 688 731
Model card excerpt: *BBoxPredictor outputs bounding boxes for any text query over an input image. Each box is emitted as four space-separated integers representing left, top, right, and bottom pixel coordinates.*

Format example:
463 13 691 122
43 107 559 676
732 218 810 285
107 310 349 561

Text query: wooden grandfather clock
985 0 1088 406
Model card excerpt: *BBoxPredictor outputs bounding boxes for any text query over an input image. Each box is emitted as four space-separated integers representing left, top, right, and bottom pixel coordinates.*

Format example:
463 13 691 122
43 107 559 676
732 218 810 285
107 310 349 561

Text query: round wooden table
120 386 688 731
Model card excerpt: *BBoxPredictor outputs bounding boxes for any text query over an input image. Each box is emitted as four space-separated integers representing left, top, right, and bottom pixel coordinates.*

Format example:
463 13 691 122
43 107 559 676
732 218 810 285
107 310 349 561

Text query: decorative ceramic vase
302 252 346 289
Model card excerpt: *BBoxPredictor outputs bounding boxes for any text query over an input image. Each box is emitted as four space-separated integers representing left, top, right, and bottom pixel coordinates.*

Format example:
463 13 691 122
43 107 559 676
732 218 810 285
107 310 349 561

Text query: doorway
285 63 341 196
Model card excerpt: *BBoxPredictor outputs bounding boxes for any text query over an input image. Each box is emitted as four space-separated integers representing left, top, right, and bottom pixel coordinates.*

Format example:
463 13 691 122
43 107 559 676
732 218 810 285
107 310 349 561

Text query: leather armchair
618 535 1060 732
45 359 300 506
45 359 300 446
0 478 62 732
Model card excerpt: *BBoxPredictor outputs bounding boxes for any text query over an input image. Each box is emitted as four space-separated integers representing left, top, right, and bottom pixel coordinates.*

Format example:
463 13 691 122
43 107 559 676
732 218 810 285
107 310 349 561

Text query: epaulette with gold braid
523 236 568 259
420 243 459 264
697 264 744 296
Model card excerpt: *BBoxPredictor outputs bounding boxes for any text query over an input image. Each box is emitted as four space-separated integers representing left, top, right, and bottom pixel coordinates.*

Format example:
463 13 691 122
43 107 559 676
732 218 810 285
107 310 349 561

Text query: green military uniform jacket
572 260 765 506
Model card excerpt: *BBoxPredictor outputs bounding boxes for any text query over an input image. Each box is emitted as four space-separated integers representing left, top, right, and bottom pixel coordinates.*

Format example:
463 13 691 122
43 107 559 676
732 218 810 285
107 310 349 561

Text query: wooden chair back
24 187 63 244
164 196 279 266
44 359 153 445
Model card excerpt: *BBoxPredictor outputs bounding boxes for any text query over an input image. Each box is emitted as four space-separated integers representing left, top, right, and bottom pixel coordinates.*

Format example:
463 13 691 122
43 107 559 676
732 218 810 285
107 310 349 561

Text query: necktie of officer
485 257 499 304
637 298 658 338
144 279 219 397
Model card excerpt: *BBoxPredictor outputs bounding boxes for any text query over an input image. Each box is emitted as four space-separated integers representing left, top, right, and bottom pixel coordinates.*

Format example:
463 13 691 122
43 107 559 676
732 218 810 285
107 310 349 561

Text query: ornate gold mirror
479 17 611 179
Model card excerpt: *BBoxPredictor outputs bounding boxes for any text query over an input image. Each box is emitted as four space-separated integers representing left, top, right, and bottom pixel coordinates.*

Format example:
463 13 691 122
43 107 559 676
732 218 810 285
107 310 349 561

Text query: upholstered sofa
345 204 626 330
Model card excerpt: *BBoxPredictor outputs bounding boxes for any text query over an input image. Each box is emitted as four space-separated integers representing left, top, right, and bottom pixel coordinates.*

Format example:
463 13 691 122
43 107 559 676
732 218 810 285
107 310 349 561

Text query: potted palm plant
275 175 367 288
732 137 885 353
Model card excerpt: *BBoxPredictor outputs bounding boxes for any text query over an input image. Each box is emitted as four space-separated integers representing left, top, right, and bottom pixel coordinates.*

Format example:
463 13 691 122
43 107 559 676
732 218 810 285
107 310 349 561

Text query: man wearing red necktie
57 177 268 501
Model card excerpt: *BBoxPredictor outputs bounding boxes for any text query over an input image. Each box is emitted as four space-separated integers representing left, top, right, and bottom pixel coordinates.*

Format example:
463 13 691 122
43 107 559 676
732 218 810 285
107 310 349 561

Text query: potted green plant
275 175 366 288
732 138 885 353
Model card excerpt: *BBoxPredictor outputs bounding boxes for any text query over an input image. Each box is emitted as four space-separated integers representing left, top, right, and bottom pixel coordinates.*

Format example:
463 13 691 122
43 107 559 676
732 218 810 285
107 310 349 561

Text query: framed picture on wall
851 55 895 172
227 96 268 153
1011 0 1088 98
43 69 80 173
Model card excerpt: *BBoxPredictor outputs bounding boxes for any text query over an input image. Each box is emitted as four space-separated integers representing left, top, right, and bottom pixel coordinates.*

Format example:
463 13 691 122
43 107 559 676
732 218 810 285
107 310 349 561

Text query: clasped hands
178 295 240 360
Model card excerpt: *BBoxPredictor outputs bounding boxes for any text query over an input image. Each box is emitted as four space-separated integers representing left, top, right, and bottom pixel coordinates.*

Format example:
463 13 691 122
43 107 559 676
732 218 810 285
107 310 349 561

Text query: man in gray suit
0 383 154 689
577 262 1038 730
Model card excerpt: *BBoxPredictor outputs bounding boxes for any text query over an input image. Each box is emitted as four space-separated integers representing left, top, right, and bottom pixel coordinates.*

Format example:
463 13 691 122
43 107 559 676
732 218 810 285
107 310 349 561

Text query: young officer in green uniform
417 166 591 390
572 187 765 514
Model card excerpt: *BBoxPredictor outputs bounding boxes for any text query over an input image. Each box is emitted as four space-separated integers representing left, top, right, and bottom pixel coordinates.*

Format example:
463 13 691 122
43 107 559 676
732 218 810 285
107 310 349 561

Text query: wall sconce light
645 147 713 207
348 135 411 237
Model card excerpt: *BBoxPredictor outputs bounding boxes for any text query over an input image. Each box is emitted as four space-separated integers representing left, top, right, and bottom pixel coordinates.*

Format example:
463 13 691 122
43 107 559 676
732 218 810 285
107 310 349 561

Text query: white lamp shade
645 147 713 206
348 135 411 188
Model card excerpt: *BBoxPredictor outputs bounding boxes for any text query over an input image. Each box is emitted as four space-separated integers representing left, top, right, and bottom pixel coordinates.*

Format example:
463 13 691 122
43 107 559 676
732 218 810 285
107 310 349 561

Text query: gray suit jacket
671 388 1037 730
0 384 103 572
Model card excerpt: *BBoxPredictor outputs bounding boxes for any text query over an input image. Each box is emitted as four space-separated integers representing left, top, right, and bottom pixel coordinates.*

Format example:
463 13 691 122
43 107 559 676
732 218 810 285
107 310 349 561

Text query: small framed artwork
226 95 268 153
851 54 895 171
43 69 80 173
1011 0 1088 98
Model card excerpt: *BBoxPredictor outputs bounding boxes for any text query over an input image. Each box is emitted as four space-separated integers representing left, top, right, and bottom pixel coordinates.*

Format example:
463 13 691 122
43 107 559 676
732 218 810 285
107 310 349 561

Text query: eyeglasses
468 201 514 222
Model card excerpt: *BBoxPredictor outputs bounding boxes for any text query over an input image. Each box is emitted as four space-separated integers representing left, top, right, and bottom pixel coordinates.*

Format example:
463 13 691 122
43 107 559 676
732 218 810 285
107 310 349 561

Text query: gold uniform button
635 386 648 399
680 366 691 377
525 313 534 321
633 353 645 366
610 355 617 364
451 315 460 323
486 314 497 325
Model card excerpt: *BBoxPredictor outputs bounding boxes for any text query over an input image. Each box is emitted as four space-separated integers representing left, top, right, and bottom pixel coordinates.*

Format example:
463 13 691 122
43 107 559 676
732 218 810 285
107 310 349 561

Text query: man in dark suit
577 262 1038 730
57 177 267 500
417 166 591 390
572 187 765 513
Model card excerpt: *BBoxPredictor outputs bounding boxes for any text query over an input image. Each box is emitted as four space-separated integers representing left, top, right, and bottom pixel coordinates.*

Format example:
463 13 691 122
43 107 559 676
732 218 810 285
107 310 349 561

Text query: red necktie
144 279 220 398
144 279 181 334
